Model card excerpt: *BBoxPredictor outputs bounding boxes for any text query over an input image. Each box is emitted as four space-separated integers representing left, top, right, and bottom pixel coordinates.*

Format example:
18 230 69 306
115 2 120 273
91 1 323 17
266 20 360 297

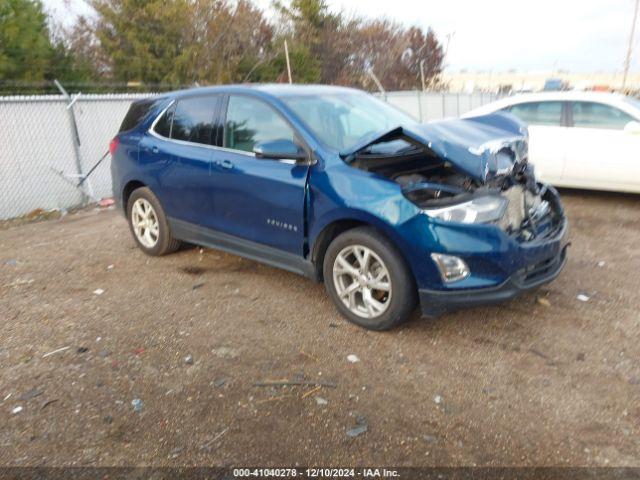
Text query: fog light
431 253 470 283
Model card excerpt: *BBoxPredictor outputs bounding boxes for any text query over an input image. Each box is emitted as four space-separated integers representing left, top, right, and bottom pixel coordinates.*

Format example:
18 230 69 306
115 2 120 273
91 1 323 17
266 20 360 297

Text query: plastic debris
536 296 551 307
93 288 105 295
184 355 194 365
346 424 367 437
434 395 443 404
577 294 590 302
107 265 114 270
212 377 226 388
18 388 43 401
99 198 115 207
346 415 368 438
597 261 606 267
315 396 328 406
200 427 230 450
347 354 360 363
11 406 23 414
131 398 143 412
169 447 184 458
4 259 18 266
42 346 70 358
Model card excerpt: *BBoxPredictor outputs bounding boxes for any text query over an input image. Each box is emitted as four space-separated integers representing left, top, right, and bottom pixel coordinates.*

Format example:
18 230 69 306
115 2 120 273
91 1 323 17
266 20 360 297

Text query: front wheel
323 227 417 330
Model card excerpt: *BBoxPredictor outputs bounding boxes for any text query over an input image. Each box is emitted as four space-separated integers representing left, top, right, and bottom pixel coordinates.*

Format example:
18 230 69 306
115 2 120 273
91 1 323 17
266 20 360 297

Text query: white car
464 92 640 193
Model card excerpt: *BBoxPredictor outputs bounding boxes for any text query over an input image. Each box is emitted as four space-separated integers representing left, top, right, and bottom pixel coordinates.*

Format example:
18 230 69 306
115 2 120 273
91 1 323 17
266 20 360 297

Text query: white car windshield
282 92 416 151
624 96 640 114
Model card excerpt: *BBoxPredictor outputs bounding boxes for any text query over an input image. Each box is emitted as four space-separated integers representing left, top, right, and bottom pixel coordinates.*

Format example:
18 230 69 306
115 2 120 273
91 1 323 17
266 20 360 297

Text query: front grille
516 247 567 287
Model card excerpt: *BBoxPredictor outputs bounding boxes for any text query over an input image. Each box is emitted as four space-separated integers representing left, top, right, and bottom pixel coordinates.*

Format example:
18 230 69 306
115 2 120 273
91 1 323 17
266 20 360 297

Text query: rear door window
508 101 564 126
571 102 635 130
170 96 219 145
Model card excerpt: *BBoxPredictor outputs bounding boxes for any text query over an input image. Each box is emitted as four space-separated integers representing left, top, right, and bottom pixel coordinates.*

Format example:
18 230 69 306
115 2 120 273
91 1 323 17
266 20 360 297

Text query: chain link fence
0 88 501 221
0 92 154 221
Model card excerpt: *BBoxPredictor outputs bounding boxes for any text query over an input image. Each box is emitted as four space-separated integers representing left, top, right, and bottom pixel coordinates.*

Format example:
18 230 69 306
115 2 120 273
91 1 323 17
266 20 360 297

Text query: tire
127 187 181 256
323 226 417 330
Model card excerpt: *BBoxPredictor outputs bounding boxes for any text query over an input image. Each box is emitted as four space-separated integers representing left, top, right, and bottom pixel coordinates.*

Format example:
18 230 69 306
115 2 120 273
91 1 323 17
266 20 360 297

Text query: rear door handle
220 159 233 169
151 146 159 154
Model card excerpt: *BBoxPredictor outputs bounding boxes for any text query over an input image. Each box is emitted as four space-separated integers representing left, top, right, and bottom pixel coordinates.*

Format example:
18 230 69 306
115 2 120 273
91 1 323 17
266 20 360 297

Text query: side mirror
624 121 640 134
253 139 308 161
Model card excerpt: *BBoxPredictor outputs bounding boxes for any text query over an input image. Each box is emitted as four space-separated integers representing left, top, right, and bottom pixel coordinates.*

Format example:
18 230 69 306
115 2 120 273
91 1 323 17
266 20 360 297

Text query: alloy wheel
332 244 392 318
131 198 159 248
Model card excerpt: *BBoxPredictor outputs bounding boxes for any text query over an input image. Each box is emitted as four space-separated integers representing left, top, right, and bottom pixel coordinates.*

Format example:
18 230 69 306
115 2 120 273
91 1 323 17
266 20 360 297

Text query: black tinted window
153 103 175 138
119 98 159 132
225 95 296 152
508 102 563 126
171 96 219 145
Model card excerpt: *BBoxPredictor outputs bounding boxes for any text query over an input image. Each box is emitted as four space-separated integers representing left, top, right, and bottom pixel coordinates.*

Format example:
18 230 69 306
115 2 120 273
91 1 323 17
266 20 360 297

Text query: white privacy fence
381 90 502 121
0 90 501 221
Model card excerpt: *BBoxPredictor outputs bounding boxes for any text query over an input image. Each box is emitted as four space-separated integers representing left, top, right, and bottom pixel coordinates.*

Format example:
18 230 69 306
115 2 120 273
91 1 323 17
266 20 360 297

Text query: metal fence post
54 79 92 204
417 91 423 122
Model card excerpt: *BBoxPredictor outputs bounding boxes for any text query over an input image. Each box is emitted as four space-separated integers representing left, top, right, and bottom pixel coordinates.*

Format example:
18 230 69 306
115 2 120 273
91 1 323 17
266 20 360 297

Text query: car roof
158 83 362 101
498 91 628 103
464 91 640 118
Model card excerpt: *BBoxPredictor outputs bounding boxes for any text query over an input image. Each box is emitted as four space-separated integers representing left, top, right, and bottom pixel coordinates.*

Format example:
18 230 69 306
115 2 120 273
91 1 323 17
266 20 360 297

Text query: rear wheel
323 227 417 330
127 187 181 256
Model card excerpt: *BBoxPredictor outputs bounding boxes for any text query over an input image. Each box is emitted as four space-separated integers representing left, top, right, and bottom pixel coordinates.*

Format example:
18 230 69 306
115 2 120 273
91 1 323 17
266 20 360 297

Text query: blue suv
111 85 568 330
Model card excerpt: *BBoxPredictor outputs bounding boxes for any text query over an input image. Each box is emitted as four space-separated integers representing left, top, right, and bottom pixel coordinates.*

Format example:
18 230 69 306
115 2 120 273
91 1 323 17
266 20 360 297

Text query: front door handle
151 146 159 154
220 159 233 170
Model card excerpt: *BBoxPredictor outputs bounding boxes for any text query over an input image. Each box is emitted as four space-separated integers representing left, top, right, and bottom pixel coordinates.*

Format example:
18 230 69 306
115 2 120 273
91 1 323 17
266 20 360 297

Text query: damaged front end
341 114 563 242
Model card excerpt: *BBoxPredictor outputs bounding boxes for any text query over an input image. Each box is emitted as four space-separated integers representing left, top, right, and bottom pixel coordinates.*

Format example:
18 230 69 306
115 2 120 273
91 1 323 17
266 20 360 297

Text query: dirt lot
0 190 639 467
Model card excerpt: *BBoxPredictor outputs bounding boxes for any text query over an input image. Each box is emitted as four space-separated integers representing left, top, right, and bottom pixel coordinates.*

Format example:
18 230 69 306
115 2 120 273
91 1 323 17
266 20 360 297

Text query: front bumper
418 216 569 317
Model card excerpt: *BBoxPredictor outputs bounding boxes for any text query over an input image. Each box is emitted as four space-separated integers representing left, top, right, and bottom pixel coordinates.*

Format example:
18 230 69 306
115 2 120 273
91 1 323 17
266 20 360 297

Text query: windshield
624 96 640 113
281 92 417 151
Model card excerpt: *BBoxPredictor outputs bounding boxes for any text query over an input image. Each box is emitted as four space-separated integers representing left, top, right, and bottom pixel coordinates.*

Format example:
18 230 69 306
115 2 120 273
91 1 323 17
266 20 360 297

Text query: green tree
0 0 52 80
90 0 192 84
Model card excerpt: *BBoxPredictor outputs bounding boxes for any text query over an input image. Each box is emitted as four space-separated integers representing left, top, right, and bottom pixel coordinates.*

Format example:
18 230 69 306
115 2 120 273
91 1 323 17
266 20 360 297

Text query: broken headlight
423 195 507 224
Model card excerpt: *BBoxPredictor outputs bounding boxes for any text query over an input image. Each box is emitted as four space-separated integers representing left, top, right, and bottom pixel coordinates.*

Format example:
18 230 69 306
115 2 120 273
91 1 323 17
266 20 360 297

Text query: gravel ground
0 190 638 467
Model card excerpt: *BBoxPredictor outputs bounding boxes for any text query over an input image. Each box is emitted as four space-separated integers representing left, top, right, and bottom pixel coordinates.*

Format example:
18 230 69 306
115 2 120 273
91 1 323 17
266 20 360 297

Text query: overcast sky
44 0 639 73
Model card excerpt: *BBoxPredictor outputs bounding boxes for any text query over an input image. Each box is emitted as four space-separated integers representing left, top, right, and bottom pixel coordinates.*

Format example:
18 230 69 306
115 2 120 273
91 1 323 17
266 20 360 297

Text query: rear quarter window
119 99 161 133
153 103 175 138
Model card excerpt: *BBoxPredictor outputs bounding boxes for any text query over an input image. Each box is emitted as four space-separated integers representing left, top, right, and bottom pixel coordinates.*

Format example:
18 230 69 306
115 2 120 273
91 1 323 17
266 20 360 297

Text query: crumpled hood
341 112 529 182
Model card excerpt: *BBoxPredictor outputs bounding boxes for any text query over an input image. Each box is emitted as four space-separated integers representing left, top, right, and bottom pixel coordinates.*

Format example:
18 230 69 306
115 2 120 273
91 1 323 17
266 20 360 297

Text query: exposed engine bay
349 140 563 242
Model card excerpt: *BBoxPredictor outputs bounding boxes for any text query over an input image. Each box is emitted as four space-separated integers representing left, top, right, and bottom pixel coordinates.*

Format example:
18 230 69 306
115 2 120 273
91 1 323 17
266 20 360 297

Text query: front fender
307 165 443 285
